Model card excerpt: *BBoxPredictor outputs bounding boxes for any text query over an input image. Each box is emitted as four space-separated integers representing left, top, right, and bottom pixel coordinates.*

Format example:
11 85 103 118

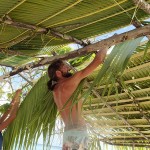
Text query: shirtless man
47 48 107 150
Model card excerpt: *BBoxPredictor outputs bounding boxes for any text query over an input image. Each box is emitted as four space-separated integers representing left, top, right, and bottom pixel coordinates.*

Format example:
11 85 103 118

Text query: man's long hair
47 60 63 91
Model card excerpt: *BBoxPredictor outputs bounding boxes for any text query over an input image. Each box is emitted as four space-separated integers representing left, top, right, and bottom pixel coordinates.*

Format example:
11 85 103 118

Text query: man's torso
53 75 85 128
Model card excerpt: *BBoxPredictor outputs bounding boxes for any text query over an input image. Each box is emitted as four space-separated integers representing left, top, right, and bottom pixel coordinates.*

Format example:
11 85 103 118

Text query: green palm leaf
2 37 146 150
84 37 143 99
3 74 57 150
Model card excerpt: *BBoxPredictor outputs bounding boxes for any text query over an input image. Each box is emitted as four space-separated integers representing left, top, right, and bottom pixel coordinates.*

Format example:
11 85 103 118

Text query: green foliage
0 103 10 114
56 46 72 55
3 74 57 150
70 53 92 67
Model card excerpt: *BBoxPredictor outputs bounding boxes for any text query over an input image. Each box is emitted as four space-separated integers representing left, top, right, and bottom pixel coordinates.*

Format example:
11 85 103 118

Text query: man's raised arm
75 47 108 80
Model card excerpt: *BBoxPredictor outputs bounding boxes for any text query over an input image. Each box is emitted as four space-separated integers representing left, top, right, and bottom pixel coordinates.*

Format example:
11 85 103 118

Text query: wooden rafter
0 17 87 47
132 20 150 39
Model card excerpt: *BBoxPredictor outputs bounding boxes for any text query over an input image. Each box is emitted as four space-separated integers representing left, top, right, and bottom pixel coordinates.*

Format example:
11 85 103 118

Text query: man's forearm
10 89 22 105
9 103 19 115
0 103 19 124
0 90 21 126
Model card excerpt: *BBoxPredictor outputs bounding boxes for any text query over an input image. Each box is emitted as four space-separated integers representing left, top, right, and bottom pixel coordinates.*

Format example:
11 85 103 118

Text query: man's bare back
53 74 86 127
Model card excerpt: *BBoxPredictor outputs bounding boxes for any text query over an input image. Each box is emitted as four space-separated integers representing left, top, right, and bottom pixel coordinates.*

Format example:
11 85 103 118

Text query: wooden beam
0 17 87 47
0 24 150 79
132 20 150 39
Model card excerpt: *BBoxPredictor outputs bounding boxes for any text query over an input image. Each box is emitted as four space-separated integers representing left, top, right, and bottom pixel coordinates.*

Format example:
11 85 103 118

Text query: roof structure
84 43 150 148
0 0 150 149
0 0 149 67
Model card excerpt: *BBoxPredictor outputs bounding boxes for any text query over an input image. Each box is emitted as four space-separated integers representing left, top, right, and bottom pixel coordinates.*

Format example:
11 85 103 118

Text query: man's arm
0 105 19 131
75 47 107 80
0 89 21 131
9 89 21 114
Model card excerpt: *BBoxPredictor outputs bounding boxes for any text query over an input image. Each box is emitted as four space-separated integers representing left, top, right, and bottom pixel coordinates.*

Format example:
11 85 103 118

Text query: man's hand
95 47 107 63
10 89 22 107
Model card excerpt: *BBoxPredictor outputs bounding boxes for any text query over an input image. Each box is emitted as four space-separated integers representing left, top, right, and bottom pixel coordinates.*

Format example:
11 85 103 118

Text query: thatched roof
84 43 150 148
0 0 149 67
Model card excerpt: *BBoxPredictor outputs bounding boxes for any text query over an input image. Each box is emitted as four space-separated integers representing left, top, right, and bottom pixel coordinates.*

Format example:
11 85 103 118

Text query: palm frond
3 74 57 150
86 37 143 96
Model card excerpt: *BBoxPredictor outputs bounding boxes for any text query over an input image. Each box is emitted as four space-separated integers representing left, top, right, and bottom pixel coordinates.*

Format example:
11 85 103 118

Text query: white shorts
63 127 89 150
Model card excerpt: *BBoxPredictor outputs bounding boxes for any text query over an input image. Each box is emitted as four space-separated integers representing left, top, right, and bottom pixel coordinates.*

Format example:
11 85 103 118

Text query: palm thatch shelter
0 0 150 149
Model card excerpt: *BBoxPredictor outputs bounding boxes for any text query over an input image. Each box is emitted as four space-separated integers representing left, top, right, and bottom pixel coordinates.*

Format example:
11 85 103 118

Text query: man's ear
55 70 62 78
